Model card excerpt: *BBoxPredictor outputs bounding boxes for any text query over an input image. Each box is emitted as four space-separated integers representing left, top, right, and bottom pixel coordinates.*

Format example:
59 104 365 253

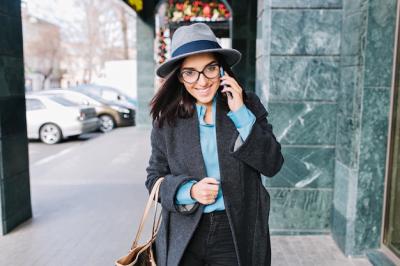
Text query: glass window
102 90 119 101
49 96 78 107
26 99 45 111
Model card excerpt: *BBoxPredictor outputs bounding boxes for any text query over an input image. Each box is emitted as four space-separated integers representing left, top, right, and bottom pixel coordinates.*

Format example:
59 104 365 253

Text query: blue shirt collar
195 94 217 126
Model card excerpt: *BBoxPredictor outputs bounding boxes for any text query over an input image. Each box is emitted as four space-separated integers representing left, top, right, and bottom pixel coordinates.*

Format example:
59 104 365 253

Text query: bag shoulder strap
131 177 164 249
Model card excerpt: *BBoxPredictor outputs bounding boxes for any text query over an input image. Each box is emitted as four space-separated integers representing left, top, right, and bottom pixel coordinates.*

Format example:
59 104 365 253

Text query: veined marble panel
271 0 342 8
343 0 367 14
256 56 268 98
332 160 359 255
268 188 332 231
257 0 265 18
363 0 396 87
270 56 339 101
256 16 263 58
264 147 334 188
271 10 341 55
136 18 154 125
335 66 363 168
256 6 272 58
354 87 390 253
333 161 356 219
340 11 367 67
268 102 337 145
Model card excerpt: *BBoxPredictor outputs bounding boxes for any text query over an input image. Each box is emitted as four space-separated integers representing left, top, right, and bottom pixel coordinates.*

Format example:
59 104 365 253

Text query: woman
146 23 284 266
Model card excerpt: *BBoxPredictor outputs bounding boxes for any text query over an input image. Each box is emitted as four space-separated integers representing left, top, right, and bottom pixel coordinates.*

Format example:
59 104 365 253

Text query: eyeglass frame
178 63 221 84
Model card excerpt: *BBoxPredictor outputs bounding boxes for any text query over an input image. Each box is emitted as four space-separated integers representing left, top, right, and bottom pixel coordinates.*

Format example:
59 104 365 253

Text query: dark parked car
37 89 136 132
72 84 137 110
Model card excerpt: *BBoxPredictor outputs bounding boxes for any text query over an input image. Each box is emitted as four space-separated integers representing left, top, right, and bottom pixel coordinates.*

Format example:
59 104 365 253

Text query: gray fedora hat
156 23 242 78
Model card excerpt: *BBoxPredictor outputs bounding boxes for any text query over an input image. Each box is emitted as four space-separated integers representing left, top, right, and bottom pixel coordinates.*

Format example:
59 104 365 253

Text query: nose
197 73 208 86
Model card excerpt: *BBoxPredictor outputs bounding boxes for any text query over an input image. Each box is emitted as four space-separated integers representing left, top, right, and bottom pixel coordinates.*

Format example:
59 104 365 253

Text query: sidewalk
0 127 372 265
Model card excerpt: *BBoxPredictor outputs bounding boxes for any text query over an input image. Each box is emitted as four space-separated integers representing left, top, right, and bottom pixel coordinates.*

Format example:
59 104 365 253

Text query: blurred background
0 0 399 265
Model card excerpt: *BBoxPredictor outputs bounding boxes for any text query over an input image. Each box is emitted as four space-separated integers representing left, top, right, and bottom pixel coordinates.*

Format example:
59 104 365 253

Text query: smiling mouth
196 87 211 93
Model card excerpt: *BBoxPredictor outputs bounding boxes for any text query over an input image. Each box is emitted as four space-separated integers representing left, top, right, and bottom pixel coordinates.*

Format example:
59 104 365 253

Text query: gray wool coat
145 91 284 266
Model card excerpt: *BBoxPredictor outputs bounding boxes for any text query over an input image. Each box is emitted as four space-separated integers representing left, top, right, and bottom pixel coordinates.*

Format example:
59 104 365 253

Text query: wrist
231 103 244 112
190 183 197 201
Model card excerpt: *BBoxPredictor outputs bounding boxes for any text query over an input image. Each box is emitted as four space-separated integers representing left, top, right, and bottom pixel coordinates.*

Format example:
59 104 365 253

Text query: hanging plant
167 0 230 23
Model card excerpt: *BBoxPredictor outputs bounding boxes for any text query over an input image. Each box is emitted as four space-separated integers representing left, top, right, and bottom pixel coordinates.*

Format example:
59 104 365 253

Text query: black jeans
179 210 239 266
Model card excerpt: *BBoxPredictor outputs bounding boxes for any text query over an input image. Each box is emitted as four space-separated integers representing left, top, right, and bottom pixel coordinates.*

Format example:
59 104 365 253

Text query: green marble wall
258 0 397 256
257 0 341 234
136 5 155 126
0 0 32 234
332 0 396 256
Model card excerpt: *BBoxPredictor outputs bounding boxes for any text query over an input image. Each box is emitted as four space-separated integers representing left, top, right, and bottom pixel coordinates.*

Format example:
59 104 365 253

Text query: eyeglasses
179 63 220 84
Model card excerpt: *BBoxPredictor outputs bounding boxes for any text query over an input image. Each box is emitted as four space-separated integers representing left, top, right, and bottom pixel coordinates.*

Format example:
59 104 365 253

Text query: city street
0 127 372 265
28 132 104 165
1 126 152 265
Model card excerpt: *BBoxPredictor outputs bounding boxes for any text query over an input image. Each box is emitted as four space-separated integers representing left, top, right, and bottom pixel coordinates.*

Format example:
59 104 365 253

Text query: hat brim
156 48 242 78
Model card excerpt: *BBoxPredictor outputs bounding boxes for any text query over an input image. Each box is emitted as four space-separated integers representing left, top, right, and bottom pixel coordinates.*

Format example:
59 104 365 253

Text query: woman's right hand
190 177 219 205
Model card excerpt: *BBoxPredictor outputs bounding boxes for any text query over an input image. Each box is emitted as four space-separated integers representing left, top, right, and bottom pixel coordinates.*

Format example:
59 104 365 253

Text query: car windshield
75 90 105 102
49 96 78 107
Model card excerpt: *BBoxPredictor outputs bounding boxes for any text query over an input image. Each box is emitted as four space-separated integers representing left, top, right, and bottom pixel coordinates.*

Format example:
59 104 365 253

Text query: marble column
257 0 341 235
135 4 155 126
0 0 32 235
332 0 396 255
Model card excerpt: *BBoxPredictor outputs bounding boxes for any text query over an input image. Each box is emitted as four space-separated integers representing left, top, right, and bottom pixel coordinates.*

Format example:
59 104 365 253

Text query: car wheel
99 115 115 133
39 123 62 144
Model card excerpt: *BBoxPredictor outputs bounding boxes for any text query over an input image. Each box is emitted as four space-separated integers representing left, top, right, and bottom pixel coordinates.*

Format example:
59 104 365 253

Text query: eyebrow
181 60 218 71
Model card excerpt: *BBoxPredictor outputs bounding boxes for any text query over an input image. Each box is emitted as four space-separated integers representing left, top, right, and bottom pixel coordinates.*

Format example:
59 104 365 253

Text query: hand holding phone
220 67 232 98
219 67 245 112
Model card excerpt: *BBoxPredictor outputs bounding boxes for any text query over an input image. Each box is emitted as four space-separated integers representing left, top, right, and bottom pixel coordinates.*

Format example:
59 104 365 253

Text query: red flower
176 3 184 11
202 4 211 17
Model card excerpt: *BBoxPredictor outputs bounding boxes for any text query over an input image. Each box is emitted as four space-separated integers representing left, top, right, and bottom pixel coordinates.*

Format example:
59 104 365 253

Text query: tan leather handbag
115 177 164 266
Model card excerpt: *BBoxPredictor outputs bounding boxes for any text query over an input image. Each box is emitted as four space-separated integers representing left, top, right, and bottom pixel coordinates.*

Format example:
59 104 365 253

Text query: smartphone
220 67 232 98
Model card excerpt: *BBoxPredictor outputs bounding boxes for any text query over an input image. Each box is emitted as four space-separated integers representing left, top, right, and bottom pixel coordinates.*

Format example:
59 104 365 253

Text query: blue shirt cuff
227 105 256 140
175 180 197 205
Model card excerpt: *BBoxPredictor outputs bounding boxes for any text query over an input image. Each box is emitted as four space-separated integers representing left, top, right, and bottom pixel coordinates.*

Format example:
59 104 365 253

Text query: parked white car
26 94 100 144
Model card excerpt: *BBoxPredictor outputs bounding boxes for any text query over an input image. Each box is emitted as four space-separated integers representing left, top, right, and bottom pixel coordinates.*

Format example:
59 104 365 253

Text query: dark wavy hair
149 53 247 128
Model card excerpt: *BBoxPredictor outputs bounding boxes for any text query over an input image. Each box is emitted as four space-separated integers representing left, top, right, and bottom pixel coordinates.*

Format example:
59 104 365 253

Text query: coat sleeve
230 92 284 177
145 122 200 215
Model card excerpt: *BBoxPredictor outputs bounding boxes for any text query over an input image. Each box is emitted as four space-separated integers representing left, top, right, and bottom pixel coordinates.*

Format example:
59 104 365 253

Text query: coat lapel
215 96 240 181
178 106 207 179
178 96 238 180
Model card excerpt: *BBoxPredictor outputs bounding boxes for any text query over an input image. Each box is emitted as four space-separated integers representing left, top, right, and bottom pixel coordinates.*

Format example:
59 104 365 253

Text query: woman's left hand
220 72 244 112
